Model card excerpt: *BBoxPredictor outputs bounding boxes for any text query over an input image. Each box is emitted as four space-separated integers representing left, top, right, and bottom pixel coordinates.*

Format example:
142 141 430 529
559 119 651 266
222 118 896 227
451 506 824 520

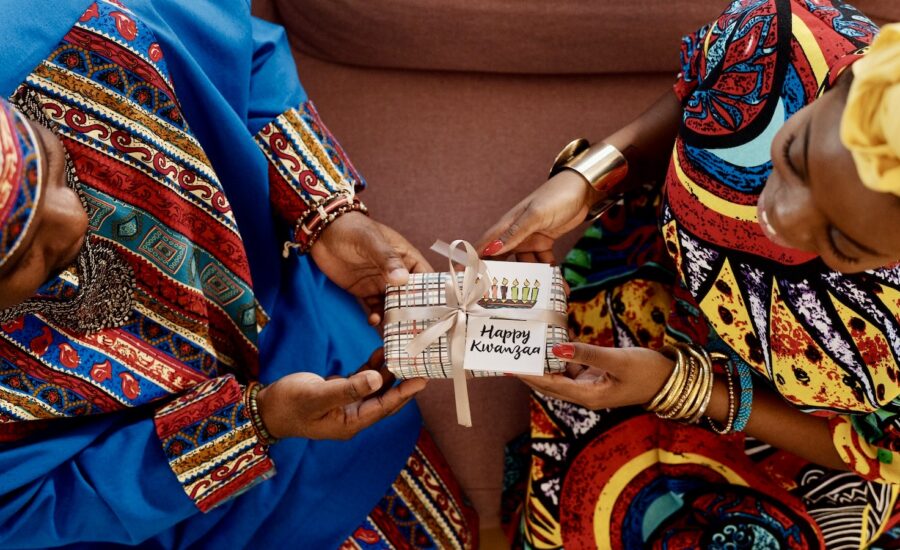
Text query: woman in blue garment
0 1 477 548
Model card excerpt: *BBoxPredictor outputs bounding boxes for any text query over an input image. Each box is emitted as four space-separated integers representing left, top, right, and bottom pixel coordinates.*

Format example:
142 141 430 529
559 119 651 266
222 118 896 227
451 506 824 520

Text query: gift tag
464 317 546 375
462 260 554 375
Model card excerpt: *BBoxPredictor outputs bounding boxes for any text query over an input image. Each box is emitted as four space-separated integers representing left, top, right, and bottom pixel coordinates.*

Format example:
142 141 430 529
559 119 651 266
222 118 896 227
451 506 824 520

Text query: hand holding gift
311 214 434 325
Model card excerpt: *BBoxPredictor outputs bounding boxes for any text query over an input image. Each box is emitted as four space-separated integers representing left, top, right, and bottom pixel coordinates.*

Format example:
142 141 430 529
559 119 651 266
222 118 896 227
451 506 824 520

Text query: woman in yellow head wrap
842 24 900 198
481 4 900 549
757 22 900 272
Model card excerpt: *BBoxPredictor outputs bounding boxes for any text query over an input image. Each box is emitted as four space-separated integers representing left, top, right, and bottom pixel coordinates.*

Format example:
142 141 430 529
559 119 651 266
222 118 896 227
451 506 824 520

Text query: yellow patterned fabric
841 23 900 196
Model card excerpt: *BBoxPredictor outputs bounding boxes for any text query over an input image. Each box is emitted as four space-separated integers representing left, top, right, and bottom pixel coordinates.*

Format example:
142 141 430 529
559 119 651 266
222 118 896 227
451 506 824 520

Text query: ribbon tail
449 313 472 427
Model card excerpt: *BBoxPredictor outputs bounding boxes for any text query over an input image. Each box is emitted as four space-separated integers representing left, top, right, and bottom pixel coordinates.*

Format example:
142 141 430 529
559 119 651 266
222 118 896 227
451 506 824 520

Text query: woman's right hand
255 348 426 440
475 169 602 264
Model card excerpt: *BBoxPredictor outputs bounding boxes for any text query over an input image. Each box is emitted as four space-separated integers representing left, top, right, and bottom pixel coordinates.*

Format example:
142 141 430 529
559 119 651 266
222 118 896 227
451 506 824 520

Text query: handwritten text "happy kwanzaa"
468 324 541 360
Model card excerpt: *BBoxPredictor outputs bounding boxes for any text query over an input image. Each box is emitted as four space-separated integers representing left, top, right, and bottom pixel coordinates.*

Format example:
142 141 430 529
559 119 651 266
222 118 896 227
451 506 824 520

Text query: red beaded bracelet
285 192 368 256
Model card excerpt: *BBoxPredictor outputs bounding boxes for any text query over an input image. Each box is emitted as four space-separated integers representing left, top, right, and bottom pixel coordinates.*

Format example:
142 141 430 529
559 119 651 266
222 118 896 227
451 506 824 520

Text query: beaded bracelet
730 354 754 432
706 356 736 434
706 346 754 433
647 343 750 434
245 381 279 446
285 191 369 256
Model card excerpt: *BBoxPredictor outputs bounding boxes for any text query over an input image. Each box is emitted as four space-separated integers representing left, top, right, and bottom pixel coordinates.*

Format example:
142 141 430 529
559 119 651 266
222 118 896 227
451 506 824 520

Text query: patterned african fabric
1 0 273 511
667 0 900 485
502 1 900 548
0 101 42 268
342 430 479 550
256 102 366 251
0 1 425 547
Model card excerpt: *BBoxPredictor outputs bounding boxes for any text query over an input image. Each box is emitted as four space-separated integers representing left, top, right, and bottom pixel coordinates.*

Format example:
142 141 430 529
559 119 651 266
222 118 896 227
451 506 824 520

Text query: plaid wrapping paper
384 269 569 379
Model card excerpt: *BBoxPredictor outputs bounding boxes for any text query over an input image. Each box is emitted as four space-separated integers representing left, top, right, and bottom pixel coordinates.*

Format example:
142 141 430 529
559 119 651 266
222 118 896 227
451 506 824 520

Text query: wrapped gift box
384 270 568 378
383 241 569 425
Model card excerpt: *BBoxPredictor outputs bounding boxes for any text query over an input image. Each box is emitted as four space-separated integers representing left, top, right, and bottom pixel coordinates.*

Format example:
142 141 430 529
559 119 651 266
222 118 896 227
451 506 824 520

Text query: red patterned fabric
341 430 479 550
0 100 41 268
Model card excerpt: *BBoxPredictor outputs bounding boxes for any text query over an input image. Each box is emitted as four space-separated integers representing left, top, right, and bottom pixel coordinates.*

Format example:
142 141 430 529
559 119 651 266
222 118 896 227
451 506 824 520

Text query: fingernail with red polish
482 240 504 257
552 343 575 359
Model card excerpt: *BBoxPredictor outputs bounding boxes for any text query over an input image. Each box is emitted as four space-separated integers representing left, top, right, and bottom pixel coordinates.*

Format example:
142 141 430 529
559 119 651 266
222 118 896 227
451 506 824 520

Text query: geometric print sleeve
255 101 367 254
154 375 275 512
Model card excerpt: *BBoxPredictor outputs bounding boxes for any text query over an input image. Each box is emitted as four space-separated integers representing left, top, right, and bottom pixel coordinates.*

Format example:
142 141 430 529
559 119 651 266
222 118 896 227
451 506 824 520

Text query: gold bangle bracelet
660 348 693 416
676 354 706 421
549 139 629 194
646 346 682 411
683 345 714 423
660 353 697 420
651 348 688 414
692 368 715 424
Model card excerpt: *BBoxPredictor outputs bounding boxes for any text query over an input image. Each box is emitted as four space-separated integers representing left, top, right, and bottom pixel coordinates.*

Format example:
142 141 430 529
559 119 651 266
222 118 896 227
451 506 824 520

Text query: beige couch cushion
272 0 900 75
273 0 732 74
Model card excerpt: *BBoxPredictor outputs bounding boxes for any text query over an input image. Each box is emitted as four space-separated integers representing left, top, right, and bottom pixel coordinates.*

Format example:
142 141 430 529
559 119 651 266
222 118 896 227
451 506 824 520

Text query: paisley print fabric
504 1 900 548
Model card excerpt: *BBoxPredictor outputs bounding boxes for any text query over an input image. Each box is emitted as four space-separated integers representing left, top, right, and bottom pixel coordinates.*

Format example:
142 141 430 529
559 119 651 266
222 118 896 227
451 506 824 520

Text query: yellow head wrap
840 23 900 196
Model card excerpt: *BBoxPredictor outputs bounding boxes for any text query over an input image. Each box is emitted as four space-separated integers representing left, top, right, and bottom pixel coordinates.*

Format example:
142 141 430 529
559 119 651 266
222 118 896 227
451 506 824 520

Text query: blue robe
0 1 421 547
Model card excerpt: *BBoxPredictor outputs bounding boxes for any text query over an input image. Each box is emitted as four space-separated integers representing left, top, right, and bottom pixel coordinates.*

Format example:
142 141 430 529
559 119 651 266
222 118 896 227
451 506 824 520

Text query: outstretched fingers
349 378 427 428
310 370 383 411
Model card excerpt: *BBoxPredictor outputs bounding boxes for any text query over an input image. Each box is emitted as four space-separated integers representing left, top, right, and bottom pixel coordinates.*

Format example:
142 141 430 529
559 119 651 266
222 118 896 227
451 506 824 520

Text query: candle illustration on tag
478 268 546 310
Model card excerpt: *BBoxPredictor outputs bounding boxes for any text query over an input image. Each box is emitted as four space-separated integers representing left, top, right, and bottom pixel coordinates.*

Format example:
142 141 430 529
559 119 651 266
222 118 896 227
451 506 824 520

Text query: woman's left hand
518 342 674 410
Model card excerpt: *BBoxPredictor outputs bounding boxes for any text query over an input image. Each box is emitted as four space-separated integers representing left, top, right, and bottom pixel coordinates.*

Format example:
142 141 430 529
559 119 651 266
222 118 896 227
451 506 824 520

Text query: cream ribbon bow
386 240 567 427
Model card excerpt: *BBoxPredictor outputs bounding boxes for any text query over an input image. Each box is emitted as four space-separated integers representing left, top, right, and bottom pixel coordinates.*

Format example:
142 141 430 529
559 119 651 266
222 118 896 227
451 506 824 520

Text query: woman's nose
771 184 821 252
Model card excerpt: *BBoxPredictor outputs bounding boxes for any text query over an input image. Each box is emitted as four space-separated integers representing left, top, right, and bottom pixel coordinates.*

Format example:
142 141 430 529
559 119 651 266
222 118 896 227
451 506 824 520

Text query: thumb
551 342 629 375
312 370 383 410
363 227 409 286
